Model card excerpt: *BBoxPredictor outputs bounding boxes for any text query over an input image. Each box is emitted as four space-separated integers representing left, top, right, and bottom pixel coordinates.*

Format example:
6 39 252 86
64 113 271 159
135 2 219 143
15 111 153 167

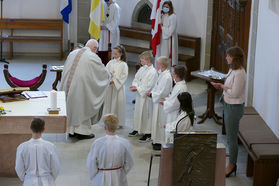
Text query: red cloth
10 75 41 87
151 0 162 57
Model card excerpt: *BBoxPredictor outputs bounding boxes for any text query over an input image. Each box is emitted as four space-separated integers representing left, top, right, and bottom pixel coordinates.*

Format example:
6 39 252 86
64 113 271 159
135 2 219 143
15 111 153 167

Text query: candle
50 90 57 109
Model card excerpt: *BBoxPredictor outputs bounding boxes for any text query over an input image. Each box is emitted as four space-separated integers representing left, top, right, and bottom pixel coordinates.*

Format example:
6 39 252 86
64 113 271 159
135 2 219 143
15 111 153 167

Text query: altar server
60 39 111 139
165 92 195 143
103 45 128 127
146 56 172 150
129 51 158 142
98 0 120 64
158 1 178 66
161 65 188 124
87 114 134 186
15 118 60 186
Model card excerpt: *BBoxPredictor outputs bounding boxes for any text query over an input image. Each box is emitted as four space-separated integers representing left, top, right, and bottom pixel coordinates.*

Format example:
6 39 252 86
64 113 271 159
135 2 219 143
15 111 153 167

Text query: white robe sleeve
164 94 180 113
123 142 134 174
162 14 177 40
137 70 158 97
113 62 128 90
152 74 172 103
50 145 61 180
106 4 120 33
87 143 99 181
132 67 143 87
15 145 25 181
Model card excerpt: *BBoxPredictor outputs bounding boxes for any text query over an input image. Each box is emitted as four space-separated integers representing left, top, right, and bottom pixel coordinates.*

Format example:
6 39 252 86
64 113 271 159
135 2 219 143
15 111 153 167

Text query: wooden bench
119 26 200 81
238 114 279 186
0 19 63 60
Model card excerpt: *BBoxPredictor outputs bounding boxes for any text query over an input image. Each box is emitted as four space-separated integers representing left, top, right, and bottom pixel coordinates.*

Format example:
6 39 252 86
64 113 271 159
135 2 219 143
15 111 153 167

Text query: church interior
0 0 279 186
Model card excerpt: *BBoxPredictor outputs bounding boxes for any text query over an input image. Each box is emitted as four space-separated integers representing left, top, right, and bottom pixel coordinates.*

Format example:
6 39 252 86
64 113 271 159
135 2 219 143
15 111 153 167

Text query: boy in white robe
98 0 120 65
129 51 158 142
15 118 60 186
146 56 172 150
103 45 128 127
161 65 188 125
158 1 178 66
164 92 195 144
87 114 134 186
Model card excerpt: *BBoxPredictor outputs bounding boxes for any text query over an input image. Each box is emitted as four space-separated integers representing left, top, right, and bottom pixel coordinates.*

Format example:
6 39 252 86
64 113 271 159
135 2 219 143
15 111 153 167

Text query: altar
0 91 67 177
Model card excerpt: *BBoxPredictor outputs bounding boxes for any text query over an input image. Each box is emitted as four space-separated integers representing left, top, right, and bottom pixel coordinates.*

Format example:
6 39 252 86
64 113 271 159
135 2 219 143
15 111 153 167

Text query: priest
60 39 111 139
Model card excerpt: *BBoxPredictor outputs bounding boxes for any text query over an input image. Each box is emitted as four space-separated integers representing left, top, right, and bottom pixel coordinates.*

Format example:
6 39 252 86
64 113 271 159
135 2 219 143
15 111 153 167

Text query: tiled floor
0 56 253 186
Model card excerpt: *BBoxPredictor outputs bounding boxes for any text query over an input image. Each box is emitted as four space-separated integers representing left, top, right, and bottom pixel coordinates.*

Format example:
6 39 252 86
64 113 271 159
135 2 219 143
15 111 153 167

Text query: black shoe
128 130 139 137
226 164 237 177
139 134 151 143
152 143 162 151
132 100 136 104
68 133 76 138
76 133 95 140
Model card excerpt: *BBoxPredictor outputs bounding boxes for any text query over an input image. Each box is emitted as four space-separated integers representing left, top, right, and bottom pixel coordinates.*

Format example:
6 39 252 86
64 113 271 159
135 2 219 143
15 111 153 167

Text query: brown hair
103 114 119 133
30 117 45 133
226 46 245 70
139 51 153 63
173 65 187 80
113 45 127 62
163 1 174 15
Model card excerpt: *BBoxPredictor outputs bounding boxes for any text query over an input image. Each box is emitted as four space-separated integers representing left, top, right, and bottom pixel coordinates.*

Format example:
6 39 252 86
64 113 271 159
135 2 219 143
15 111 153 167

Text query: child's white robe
103 59 128 126
15 138 60 186
87 135 134 186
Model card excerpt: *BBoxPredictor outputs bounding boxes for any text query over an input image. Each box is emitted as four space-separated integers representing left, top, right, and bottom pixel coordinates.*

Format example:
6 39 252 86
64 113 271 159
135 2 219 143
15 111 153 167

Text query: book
22 91 47 99
0 87 30 95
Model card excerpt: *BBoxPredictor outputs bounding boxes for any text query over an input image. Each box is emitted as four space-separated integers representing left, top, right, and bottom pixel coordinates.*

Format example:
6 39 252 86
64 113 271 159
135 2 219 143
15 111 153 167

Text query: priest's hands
130 86 137 92
110 80 114 85
146 92 152 97
159 98 166 105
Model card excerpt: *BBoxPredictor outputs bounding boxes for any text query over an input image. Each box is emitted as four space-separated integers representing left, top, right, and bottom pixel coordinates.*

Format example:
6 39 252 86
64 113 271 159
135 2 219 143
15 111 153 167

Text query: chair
3 64 47 91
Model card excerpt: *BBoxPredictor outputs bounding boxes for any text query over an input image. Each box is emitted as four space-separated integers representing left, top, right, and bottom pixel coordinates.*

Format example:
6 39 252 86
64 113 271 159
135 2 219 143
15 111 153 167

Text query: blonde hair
139 51 153 63
103 114 119 132
157 56 169 68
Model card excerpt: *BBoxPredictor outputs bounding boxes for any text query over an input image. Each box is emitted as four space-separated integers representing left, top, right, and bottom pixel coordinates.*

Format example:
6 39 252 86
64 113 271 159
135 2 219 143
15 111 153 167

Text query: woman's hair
173 65 187 80
226 46 245 70
177 92 195 125
103 114 119 133
139 51 153 63
163 1 174 15
113 45 127 62
30 117 45 133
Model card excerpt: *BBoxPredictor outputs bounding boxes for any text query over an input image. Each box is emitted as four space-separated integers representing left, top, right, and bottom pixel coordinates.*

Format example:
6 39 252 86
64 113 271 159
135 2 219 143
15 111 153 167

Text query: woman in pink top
211 46 246 177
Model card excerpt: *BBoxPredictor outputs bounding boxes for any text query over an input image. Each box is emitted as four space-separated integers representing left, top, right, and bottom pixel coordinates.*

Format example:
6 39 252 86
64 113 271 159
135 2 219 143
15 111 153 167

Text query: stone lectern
172 131 217 186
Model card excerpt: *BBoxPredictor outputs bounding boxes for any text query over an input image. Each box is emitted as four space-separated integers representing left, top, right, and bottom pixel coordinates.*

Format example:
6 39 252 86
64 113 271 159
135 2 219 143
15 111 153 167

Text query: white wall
117 0 209 69
1 0 77 54
253 0 279 137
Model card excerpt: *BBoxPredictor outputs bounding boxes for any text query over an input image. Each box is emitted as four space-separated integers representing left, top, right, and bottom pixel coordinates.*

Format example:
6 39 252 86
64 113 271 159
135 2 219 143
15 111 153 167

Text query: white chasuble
103 59 128 126
132 65 158 134
158 13 178 66
15 138 60 186
99 2 120 51
163 80 188 125
87 135 134 186
151 69 172 144
60 47 111 135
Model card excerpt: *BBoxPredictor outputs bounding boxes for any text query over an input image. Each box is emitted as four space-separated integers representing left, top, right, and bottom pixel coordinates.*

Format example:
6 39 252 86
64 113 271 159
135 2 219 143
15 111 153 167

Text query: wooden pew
0 19 63 60
238 114 279 186
119 26 200 81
